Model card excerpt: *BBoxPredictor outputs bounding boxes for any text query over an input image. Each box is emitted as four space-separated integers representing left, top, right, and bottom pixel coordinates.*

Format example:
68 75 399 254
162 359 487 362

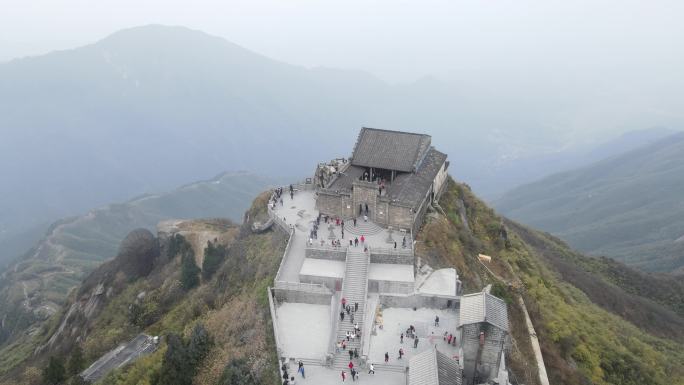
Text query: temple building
315 127 449 234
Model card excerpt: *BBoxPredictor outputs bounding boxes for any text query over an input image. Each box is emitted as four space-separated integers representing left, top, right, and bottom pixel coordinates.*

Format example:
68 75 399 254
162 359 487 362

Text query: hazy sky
2 0 683 143
2 0 683 84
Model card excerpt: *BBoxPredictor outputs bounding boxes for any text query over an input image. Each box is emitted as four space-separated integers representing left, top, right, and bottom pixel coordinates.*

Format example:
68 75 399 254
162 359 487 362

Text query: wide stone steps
333 249 370 365
331 358 405 374
344 218 384 236
369 362 407 373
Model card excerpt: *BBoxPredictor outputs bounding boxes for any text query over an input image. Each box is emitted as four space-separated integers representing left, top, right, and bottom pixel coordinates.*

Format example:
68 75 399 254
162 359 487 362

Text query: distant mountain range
0 172 273 345
4 24 665 265
495 132 684 272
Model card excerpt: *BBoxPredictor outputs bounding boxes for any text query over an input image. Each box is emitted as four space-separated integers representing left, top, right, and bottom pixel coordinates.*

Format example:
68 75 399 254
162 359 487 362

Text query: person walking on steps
350 368 356 382
398 348 404 359
340 311 344 321
435 315 440 327
349 349 354 360
384 352 389 363
400 333 404 343
298 361 305 378
368 363 375 374
341 370 346 382
414 336 419 348
355 302 359 312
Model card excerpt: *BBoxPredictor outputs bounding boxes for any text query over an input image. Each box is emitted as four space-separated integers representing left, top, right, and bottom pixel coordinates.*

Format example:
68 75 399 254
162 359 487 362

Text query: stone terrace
267 185 462 385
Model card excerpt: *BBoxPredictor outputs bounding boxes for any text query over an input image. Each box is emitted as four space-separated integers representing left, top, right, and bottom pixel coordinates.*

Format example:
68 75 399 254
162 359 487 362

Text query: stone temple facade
315 127 449 235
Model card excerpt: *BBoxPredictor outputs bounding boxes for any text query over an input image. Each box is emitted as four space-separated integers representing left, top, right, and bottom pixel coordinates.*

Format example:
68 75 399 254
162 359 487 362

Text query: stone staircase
371 362 407 373
332 249 369 371
344 217 384 236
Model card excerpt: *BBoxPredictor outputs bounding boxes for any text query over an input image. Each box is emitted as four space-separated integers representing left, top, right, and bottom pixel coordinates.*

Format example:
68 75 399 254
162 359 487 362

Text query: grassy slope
494 133 684 272
0 172 273 353
0 192 285 385
417 179 684 385
6 183 684 385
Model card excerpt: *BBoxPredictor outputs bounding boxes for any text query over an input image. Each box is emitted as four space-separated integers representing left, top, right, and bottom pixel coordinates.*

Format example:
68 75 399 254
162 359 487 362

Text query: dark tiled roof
386 148 447 207
409 348 463 385
351 127 432 172
326 164 366 191
326 148 447 209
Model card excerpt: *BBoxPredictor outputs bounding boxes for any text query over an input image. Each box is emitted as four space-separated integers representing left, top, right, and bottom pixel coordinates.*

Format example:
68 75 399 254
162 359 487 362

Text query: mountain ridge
494 132 684 272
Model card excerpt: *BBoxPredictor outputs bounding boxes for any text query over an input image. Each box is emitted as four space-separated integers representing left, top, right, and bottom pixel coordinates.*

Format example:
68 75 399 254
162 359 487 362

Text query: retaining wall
273 287 333 305
299 274 341 292
369 280 414 295
379 293 458 309
370 250 414 265
305 247 347 261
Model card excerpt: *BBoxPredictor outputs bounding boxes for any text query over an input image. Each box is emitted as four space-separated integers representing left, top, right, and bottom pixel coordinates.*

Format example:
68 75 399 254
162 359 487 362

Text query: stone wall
375 199 390 226
273 287 332 305
317 191 353 219
370 251 414 265
388 204 414 231
433 161 448 200
352 181 379 220
369 280 414 294
378 293 458 309
299 275 341 292
306 247 347 261
412 189 431 235
459 323 506 384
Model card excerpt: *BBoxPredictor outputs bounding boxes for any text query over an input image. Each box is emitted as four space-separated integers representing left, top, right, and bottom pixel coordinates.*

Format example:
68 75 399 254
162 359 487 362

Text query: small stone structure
458 291 510 385
80 333 159 383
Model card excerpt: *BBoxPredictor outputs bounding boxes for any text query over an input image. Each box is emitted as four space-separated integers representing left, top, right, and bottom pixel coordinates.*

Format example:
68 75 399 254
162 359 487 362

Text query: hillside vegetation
0 172 272 356
417 179 684 385
0 192 286 385
495 132 684 272
3 182 684 385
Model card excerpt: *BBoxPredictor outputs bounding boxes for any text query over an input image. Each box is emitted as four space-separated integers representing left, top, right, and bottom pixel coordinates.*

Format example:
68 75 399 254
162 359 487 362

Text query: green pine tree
66 345 85 376
202 240 226 280
180 251 200 290
42 356 66 385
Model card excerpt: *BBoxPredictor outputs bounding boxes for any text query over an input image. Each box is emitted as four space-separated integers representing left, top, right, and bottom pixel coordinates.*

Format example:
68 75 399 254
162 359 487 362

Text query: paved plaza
368 308 460 366
284 363 406 385
270 188 460 384
276 302 331 359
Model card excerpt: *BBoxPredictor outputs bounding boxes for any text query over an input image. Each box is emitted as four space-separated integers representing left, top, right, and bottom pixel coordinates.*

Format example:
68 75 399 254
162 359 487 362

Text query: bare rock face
38 229 160 354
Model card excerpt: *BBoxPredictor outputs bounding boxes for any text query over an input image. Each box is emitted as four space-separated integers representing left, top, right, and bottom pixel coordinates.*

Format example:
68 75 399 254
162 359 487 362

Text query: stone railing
305 245 348 261
359 251 371 367
273 225 295 283
327 291 341 358
369 246 413 256
273 280 332 295
267 287 284 360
